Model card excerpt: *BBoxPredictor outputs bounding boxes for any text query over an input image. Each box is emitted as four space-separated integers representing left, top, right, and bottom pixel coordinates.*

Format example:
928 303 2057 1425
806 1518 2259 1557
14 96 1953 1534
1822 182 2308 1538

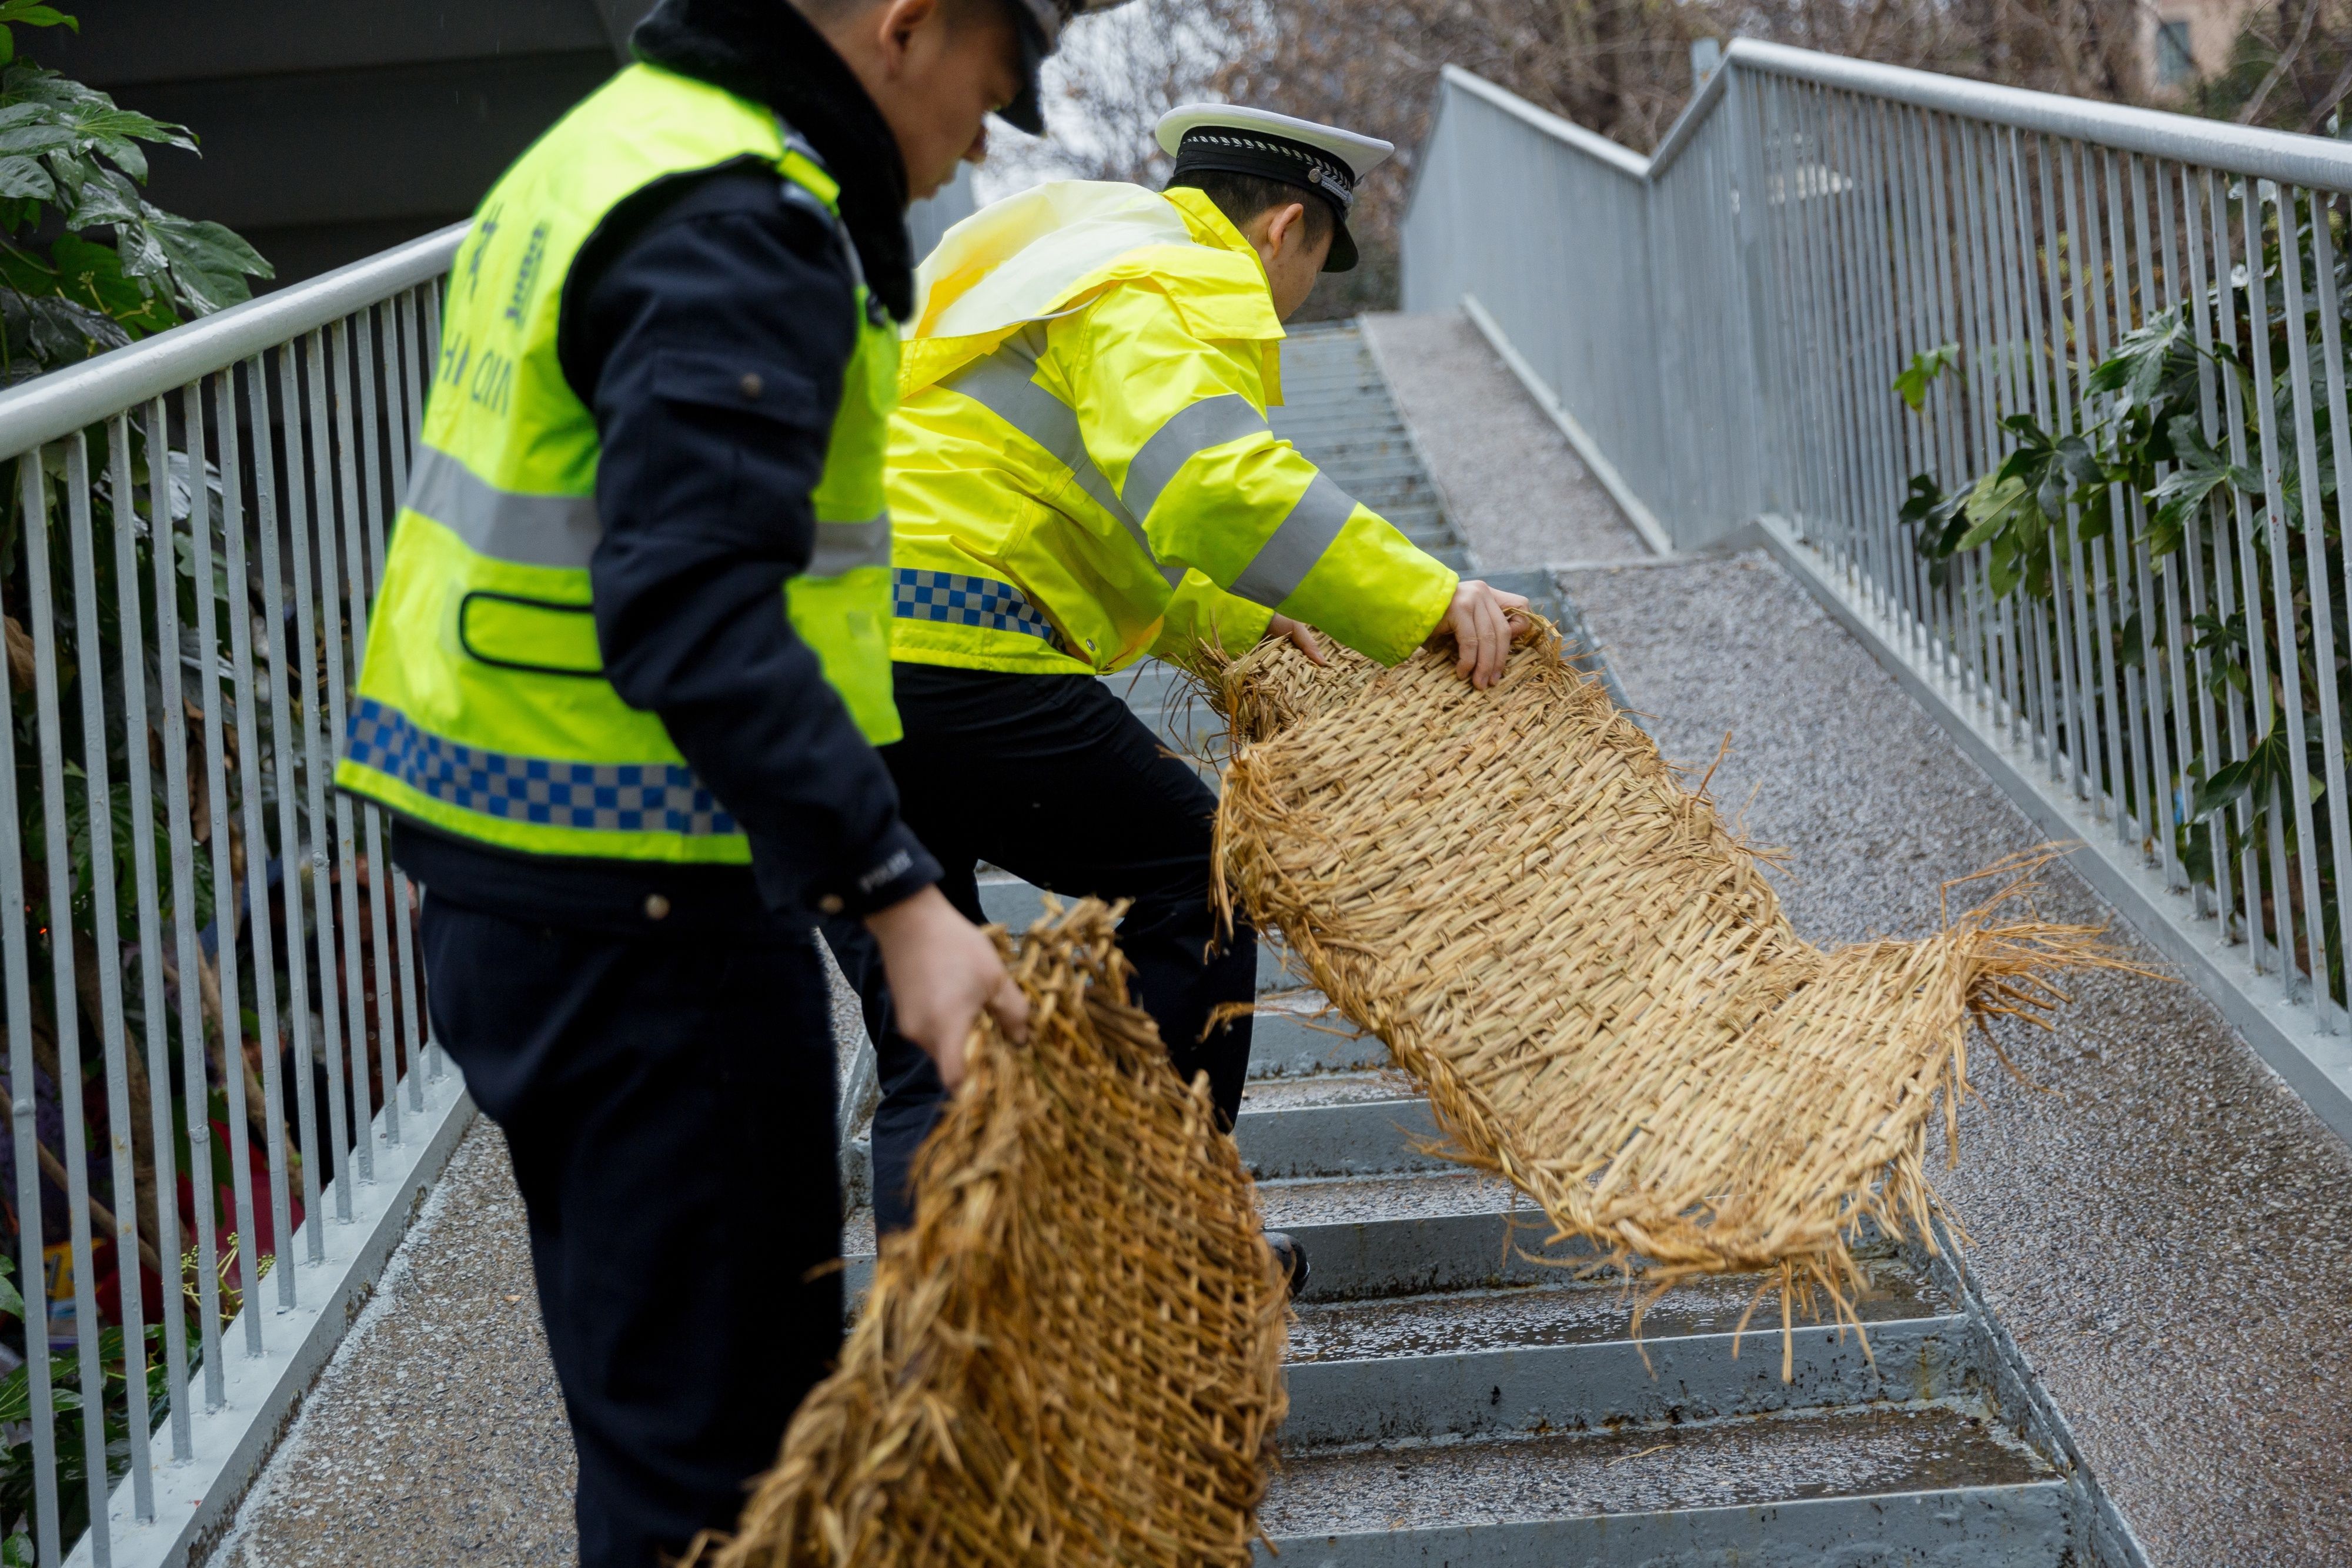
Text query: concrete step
1281 1263 1964 1447
1258 1405 2067 1566
1235 1074 1444 1179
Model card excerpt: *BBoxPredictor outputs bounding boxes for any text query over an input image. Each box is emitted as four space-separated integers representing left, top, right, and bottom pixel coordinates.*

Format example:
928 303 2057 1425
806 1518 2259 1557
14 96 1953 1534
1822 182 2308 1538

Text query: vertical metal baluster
2011 132 2061 764
1956 119 2003 705
2154 165 2199 892
343 312 388 1166
2243 183 2306 997
1980 123 2025 734
2124 156 2179 880
396 292 435 1105
176 383 234 1392
2274 186 2342 1013
322 323 373 1202
2179 169 2237 931
2061 142 2105 807
1972 118 2017 718
238 354 303 1312
1924 114 1969 673
2037 138 2084 788
25 439 118 1565
1790 86 1852 574
147 387 209 1440
2213 175 2271 968
2078 150 2130 830
4 456 63 1567
296 333 355 1213
388 290 430 1108
86 420 155 1520
1824 92 1883 597
1996 128 2044 745
1885 106 1928 652
1778 84 1838 557
2093 149 2146 845
2311 195 2352 1004
262 350 325 1271
1898 106 1947 653
1788 84 1834 545
208 368 268 1355
1857 101 1912 633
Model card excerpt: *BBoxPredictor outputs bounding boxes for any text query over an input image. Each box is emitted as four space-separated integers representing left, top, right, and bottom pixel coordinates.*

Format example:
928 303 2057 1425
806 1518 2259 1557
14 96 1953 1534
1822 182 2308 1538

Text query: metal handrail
1474 38 2352 189
0 222 466 463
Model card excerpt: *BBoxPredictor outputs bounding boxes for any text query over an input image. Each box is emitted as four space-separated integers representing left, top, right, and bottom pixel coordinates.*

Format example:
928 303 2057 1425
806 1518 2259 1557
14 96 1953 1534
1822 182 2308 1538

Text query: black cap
1168 126 1362 272
997 2 1051 136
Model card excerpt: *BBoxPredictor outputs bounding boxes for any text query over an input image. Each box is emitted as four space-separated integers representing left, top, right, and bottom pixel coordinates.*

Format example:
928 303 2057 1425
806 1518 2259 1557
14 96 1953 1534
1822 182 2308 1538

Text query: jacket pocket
459 590 602 677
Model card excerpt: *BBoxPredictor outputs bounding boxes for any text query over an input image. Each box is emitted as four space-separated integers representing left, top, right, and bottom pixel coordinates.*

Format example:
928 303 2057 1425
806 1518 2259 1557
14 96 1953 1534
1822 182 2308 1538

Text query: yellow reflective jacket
886 181 1458 676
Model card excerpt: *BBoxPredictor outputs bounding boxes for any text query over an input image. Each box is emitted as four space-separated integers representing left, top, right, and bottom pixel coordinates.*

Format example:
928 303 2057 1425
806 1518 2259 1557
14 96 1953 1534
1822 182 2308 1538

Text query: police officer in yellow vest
827 106 1530 1285
333 0 1098 1557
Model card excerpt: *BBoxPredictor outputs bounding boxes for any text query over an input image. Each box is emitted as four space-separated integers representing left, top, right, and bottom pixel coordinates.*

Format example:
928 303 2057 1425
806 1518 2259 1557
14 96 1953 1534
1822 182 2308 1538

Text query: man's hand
865 885 1028 1091
1430 579 1532 690
1265 613 1327 666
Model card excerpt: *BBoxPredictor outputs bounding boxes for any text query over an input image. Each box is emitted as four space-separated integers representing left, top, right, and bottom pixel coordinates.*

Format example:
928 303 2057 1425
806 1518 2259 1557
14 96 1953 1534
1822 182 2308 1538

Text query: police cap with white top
1155 105 1395 273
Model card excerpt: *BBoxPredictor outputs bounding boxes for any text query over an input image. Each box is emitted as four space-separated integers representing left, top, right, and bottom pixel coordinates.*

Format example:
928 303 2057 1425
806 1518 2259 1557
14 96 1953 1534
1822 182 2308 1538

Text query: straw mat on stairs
1204 624 2126 1338
690 899 1288 1568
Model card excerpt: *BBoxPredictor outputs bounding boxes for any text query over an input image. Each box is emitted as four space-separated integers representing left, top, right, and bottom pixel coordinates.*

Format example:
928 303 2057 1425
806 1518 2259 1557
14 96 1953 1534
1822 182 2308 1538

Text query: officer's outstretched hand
866 885 1030 1091
1265 613 1328 666
1431 579 1533 690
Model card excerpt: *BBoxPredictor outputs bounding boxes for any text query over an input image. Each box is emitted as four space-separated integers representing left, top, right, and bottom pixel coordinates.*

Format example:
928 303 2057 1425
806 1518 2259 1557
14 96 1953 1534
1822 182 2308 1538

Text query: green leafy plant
1897 185 2352 992
0 2 268 385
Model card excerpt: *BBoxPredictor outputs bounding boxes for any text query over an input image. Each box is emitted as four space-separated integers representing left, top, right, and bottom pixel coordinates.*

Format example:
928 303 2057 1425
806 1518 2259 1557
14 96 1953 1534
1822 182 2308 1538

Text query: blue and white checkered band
344 697 740 835
893 569 1064 648
1172 129 1355 213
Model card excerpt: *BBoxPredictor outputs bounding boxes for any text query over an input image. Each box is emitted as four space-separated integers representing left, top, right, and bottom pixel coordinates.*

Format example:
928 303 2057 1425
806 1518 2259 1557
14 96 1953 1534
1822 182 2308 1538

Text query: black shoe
1267 1231 1309 1296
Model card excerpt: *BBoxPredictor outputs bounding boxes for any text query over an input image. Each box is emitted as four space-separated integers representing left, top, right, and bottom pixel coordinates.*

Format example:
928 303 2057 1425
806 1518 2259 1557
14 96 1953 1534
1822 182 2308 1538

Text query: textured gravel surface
1359 310 1648 570
1566 551 2352 1567
205 1123 574 1567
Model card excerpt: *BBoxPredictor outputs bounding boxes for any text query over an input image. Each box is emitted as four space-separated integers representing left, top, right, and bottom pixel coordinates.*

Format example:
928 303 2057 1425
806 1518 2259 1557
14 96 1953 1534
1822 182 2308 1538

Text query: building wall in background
39 1 652 288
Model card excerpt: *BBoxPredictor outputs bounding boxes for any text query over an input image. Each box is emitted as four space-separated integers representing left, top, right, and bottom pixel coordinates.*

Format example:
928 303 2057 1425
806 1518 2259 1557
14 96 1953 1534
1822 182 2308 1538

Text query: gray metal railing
0 223 477 1568
1404 45 2352 1147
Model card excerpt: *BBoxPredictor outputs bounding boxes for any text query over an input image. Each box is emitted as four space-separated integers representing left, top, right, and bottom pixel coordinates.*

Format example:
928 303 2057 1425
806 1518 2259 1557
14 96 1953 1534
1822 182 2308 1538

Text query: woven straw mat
690 898 1289 1568
1202 621 2126 1347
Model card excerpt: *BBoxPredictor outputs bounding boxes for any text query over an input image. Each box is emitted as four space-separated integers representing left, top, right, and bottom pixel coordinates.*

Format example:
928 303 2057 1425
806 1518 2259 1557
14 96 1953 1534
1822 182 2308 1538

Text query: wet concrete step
1280 1265 1965 1447
1235 1075 1444 1179
1258 1405 2067 1567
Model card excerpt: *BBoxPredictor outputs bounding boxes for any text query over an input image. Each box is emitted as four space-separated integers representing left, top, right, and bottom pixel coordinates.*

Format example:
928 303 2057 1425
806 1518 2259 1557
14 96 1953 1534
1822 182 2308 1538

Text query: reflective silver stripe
1119 394 1271 523
407 444 602 569
943 343 1184 587
810 514 892 576
1230 472 1359 610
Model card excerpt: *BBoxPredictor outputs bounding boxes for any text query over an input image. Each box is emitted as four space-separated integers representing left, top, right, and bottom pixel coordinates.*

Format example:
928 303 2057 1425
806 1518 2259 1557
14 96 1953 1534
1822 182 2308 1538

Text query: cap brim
1323 217 1358 273
994 11 1049 135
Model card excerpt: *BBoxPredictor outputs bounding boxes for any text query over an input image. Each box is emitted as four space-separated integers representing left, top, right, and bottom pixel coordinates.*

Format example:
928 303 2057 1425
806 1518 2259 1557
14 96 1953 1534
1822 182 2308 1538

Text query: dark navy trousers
824 663 1256 1234
422 897 840 1568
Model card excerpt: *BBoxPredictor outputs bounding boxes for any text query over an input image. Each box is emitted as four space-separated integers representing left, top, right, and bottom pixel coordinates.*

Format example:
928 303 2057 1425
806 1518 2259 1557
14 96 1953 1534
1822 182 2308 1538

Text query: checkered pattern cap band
1170 127 1355 213
345 698 739 837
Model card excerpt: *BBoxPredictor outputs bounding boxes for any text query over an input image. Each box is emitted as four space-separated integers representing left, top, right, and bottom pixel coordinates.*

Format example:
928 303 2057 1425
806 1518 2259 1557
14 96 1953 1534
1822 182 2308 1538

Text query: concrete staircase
839 322 2110 1565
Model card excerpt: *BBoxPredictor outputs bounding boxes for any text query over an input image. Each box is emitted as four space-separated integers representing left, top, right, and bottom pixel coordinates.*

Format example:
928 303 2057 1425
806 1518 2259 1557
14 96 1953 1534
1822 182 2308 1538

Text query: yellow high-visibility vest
887 180 1456 676
335 64 899 865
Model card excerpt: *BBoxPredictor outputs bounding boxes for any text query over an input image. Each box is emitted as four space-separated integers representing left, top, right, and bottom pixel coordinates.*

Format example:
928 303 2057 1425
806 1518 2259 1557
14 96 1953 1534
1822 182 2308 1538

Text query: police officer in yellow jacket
829 106 1529 1283
332 0 1100 1558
